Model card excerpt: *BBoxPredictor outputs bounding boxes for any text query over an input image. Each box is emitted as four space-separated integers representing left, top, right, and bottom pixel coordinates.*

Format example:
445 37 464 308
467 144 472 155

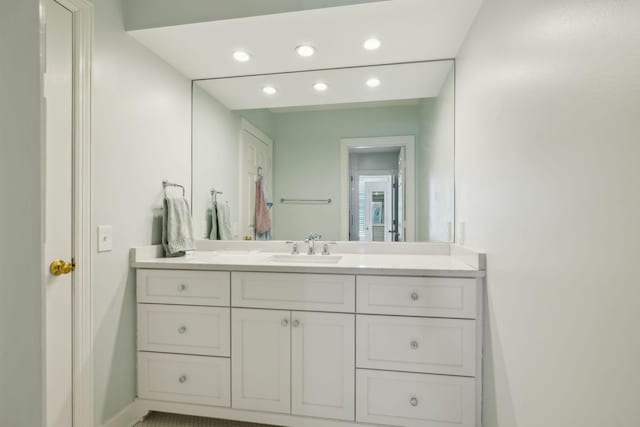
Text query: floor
135 412 280 427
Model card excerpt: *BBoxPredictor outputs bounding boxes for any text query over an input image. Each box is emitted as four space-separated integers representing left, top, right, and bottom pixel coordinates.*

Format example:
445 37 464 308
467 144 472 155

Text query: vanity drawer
138 352 230 407
231 272 355 312
356 369 475 427
138 304 230 356
356 315 476 376
357 275 477 319
137 269 230 306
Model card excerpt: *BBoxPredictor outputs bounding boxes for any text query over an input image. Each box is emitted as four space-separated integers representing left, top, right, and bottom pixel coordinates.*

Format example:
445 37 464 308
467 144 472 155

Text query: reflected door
239 120 273 240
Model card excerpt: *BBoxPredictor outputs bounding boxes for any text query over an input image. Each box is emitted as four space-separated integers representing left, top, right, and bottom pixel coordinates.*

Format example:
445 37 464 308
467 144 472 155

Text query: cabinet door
231 308 291 414
291 312 355 421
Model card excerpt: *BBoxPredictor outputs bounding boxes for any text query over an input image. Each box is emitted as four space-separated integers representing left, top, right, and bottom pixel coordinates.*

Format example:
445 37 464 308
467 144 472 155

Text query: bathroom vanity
131 241 485 427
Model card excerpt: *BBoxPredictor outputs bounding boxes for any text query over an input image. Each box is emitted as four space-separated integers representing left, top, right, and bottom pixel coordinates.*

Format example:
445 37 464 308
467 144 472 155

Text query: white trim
100 402 147 427
53 0 95 426
339 136 416 241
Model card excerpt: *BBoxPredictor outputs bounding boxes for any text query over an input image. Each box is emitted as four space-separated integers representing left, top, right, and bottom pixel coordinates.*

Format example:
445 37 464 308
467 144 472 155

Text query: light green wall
92 0 192 424
418 67 455 242
0 1 44 426
272 105 420 240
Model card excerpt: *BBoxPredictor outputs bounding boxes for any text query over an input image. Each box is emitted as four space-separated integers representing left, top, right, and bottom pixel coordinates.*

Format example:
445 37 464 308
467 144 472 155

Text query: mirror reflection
192 60 454 242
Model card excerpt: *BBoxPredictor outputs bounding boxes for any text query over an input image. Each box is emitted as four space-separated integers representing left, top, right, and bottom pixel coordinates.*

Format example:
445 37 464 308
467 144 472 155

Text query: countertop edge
131 260 485 278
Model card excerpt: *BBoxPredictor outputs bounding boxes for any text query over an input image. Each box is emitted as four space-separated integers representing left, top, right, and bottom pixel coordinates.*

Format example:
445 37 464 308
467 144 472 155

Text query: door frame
339 136 416 241
43 0 94 425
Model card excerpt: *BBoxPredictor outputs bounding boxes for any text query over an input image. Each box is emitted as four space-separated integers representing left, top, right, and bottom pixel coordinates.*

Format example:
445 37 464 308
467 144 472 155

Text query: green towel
217 202 233 240
162 196 195 257
209 203 219 240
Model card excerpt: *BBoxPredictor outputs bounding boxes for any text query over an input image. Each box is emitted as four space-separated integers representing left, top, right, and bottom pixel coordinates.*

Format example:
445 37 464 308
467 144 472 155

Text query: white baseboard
101 401 148 427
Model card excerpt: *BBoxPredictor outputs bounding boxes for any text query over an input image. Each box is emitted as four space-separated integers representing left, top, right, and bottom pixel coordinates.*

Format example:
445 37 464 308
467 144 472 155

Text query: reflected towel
209 203 219 240
255 179 272 235
162 196 194 257
217 202 233 240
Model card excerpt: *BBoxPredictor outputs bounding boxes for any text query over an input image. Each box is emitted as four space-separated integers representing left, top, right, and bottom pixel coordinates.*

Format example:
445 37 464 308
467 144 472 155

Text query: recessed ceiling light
233 50 251 62
313 82 328 92
296 44 316 57
366 77 381 88
262 85 277 95
363 38 381 51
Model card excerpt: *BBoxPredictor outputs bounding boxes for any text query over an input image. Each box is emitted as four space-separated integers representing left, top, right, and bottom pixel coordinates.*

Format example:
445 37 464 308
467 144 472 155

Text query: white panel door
291 312 355 421
231 309 290 414
239 120 272 239
44 1 73 426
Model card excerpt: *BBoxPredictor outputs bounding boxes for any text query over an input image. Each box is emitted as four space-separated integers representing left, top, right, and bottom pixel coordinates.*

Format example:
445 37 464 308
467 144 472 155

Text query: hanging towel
209 203 219 240
217 202 233 240
255 178 272 237
162 196 195 257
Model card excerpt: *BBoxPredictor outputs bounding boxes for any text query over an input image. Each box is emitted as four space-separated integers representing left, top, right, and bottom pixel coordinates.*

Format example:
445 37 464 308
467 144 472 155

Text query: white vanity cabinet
134 261 483 427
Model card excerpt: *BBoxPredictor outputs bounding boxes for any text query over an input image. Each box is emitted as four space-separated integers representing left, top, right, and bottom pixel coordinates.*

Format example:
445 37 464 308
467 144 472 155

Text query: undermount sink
267 254 342 264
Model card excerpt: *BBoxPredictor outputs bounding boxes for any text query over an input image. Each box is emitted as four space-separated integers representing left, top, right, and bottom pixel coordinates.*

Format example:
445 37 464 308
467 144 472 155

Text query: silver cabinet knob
281 319 289 327
410 396 418 407
178 283 187 292
292 319 300 328
410 340 419 350
178 375 187 384
178 326 187 334
410 292 419 301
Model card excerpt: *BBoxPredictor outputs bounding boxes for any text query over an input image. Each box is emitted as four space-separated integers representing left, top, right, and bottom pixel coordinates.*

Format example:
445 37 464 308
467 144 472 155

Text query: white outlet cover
98 225 113 252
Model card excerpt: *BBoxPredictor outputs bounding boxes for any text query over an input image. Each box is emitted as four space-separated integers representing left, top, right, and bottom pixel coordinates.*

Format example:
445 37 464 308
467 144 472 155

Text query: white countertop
132 249 484 278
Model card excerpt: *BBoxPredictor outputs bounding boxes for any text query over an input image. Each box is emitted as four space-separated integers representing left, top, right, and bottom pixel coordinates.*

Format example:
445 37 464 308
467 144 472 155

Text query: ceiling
128 0 482 80
195 61 453 110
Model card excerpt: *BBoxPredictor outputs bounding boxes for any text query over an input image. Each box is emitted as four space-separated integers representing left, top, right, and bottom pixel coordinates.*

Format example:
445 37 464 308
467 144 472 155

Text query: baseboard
101 401 148 427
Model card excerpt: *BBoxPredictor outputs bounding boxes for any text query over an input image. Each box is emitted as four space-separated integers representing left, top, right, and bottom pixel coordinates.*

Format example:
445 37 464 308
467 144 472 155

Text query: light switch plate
98 225 113 252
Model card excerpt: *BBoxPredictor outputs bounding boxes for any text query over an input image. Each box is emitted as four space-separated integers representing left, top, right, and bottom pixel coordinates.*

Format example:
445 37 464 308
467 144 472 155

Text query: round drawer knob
178 375 187 384
410 292 419 301
178 326 187 334
410 340 419 350
281 319 289 327
410 396 418 407
292 319 300 328
178 283 187 292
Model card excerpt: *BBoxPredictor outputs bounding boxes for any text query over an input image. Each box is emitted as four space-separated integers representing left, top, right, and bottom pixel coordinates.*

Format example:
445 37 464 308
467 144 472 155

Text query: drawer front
232 272 355 312
137 269 230 306
357 275 477 319
138 304 230 356
356 315 476 376
138 352 230 407
356 369 475 427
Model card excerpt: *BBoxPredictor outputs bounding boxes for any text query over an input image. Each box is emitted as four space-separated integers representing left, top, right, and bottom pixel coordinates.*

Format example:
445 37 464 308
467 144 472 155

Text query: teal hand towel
209 203 219 240
162 196 195 257
217 202 233 240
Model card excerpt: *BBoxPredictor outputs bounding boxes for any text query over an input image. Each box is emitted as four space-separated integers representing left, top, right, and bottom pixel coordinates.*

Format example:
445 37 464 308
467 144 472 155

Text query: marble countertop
132 249 484 278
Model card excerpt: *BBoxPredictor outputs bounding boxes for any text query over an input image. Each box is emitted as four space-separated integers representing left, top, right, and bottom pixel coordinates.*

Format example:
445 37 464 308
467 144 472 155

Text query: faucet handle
322 242 337 255
285 241 299 255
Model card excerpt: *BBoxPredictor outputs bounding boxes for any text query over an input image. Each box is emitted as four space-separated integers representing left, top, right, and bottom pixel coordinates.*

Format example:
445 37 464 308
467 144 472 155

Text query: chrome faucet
304 233 322 255
285 241 299 255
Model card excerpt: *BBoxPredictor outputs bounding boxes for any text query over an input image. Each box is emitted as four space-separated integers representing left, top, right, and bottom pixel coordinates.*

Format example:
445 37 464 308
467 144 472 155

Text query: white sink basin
267 254 342 264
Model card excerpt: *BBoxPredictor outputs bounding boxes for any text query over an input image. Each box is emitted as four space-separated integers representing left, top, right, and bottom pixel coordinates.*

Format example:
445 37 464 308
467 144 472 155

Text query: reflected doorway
349 147 404 241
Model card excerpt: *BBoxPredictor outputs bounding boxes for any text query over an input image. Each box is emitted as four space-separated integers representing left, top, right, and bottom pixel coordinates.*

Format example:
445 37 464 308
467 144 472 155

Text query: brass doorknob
50 259 76 276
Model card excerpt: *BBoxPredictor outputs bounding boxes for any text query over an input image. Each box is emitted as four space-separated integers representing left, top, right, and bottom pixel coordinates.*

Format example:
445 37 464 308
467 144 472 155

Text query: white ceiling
195 61 453 110
128 0 482 80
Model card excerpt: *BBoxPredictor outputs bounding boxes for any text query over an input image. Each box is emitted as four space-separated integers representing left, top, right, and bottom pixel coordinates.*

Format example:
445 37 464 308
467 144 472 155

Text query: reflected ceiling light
232 50 251 62
313 82 328 92
296 44 316 57
262 85 277 95
363 38 381 50
366 77 381 88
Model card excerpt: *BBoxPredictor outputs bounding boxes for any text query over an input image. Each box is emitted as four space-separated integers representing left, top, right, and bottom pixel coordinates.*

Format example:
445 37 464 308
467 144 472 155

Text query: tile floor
134 412 280 427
